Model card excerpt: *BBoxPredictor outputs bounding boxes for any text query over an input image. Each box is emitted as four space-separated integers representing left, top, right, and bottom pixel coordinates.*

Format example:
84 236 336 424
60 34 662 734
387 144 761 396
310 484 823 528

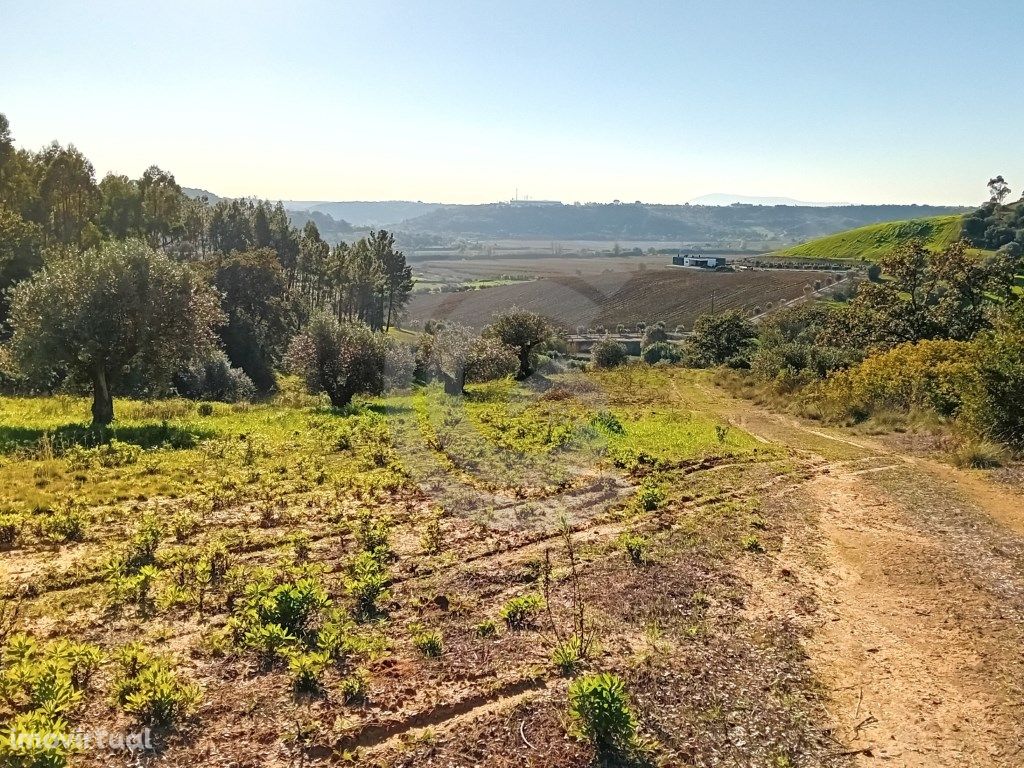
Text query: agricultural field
406 267 839 331
2 366 1023 767
0 368 834 768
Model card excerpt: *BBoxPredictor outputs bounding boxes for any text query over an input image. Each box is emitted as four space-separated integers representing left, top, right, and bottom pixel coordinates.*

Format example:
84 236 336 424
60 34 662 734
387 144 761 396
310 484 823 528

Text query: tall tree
98 173 142 239
988 175 1011 206
37 143 100 249
210 249 293 392
139 165 183 248
8 240 222 425
370 229 413 330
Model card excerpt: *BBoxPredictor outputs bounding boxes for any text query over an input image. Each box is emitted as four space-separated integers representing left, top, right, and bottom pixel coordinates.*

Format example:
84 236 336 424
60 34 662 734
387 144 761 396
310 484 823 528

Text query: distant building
671 254 726 269
508 198 562 207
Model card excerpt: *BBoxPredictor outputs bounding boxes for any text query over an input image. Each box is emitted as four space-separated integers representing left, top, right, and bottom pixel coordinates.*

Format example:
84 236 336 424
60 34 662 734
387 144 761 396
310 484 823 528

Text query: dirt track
726 399 1024 767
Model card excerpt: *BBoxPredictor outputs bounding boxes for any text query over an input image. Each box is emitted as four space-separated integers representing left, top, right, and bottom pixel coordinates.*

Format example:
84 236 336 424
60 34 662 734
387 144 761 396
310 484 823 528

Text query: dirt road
725 399 1024 767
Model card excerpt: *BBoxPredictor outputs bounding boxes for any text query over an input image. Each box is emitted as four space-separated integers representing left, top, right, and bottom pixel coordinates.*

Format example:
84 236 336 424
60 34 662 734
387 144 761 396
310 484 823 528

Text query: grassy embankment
777 214 966 261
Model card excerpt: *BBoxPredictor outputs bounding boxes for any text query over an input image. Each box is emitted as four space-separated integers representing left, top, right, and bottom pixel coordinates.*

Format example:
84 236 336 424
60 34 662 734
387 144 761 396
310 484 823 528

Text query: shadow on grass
0 422 215 456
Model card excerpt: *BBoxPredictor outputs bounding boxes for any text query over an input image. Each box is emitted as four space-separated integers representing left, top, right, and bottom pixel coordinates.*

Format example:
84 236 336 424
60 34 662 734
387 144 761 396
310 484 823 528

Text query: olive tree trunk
91 367 114 426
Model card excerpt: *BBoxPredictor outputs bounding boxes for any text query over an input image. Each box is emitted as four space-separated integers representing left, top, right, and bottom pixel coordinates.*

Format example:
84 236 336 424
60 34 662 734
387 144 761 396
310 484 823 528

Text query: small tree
641 342 681 365
286 314 386 408
591 339 627 369
428 324 518 394
642 325 668 347
688 309 757 367
9 240 221 425
484 308 551 379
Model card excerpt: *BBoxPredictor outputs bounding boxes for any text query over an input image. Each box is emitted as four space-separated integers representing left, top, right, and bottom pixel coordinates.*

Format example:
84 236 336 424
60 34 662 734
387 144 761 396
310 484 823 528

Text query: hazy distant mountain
279 200 443 228
400 202 971 242
688 193 846 207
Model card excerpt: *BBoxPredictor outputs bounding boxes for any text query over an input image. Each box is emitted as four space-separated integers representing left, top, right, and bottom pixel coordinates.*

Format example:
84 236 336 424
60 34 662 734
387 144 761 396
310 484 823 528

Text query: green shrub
617 533 650 566
39 506 86 543
287 651 329 694
0 512 23 547
340 669 368 703
344 550 391 619
633 481 665 513
592 339 628 369
351 509 392 557
112 645 201 727
499 593 544 630
590 410 624 434
567 673 641 757
641 342 681 365
243 623 296 665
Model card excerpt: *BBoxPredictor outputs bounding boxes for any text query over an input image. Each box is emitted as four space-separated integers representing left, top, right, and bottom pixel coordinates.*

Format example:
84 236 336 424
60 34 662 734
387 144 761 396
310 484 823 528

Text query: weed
741 534 764 553
552 637 583 676
618 533 650 566
499 594 544 630
411 627 443 657
39 503 86 543
473 619 497 639
951 440 1008 469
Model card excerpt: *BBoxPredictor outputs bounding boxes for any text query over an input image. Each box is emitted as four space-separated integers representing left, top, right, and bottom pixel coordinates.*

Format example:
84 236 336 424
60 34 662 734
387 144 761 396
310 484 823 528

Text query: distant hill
182 187 222 203
279 201 443 228
688 193 845 207
400 202 971 243
777 215 966 261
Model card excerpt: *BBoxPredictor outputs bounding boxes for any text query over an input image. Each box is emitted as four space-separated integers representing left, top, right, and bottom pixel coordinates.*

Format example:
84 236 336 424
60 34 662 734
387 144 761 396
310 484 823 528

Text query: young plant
112 645 201 728
411 627 443 658
551 637 583 676
287 651 329 695
344 550 391 620
617 533 650 566
499 593 544 630
567 673 642 759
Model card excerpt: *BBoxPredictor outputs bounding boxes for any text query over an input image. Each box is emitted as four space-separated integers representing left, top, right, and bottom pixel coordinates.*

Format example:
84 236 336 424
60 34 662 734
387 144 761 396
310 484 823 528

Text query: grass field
777 214 966 261
0 368 857 768
407 267 838 331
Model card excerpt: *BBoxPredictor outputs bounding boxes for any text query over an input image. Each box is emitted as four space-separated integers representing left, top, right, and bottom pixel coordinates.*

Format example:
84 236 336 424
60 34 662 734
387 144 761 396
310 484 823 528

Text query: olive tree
425 324 518 394
591 339 628 369
286 314 386 407
484 308 551 379
9 239 222 425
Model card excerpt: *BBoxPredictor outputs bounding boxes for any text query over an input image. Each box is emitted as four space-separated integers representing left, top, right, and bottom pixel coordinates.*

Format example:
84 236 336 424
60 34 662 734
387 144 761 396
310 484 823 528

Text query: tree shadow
0 422 215 456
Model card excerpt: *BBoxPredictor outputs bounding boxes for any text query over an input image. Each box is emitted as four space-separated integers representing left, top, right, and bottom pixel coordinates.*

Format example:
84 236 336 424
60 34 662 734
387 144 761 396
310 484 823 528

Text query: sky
2 0 1022 206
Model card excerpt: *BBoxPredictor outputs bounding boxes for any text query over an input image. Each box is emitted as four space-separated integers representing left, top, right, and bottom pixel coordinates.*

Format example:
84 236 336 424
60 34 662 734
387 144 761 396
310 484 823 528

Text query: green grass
777 215 967 262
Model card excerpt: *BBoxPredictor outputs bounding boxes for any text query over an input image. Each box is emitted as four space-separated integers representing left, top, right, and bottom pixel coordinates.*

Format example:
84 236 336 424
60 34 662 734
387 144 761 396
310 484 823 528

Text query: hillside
777 214 966 261
400 202 970 243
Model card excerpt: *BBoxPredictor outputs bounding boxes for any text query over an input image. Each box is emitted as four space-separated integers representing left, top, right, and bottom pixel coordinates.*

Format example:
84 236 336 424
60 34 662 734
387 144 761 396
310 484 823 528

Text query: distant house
671 254 726 269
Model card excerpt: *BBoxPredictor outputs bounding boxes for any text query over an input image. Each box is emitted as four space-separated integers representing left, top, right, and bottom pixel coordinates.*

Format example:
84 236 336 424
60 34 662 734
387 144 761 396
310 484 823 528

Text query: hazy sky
2 0 1021 205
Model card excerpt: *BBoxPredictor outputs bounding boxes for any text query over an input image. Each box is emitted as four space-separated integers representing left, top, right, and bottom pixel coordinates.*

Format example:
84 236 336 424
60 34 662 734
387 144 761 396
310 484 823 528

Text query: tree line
0 113 414 409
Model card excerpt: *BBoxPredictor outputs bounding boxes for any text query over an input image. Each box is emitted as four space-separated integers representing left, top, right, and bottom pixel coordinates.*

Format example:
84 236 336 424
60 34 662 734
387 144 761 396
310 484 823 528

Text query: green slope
778 214 965 261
